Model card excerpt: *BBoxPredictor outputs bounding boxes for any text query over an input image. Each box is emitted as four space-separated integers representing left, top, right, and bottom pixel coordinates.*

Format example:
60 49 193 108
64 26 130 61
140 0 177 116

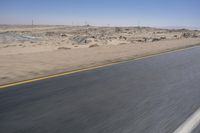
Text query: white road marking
174 107 200 133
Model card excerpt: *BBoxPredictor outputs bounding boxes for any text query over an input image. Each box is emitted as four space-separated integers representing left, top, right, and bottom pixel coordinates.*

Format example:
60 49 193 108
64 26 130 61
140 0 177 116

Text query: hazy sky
0 0 199 27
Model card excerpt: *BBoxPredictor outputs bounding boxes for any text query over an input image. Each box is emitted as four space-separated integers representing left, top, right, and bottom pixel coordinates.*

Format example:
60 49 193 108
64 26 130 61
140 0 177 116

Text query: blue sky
0 0 199 27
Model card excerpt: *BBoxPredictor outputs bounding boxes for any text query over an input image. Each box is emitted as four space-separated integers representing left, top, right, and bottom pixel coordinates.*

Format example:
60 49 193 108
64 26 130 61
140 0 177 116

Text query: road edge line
1 44 200 89
173 107 200 133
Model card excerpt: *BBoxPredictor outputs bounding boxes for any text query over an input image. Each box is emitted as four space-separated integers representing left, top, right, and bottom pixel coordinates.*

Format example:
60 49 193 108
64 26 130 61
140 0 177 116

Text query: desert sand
0 25 200 85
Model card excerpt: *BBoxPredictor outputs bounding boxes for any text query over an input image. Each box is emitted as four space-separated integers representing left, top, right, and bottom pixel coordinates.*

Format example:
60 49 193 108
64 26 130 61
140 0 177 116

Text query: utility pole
31 19 34 34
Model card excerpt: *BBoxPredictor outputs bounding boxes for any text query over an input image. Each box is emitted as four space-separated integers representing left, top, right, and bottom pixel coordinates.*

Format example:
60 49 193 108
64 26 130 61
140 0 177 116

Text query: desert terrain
1 25 200 85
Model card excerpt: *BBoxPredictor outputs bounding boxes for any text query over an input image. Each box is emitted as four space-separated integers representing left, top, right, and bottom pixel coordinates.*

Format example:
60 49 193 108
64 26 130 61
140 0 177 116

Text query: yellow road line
0 44 200 90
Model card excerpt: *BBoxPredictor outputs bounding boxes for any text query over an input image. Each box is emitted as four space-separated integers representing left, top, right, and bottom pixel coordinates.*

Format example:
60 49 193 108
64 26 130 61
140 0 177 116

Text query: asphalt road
1 47 200 133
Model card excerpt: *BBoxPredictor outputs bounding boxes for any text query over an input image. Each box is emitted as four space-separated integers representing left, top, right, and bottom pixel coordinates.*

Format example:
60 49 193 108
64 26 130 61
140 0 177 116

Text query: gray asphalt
1 47 200 133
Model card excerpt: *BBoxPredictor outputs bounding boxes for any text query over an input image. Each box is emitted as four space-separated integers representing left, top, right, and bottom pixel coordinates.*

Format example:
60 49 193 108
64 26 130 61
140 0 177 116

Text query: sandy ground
0 25 200 85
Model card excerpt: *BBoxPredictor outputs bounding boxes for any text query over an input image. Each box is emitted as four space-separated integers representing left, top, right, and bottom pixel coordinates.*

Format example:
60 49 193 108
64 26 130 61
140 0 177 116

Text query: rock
71 35 93 45
60 33 67 37
181 32 199 38
143 37 148 42
174 35 178 38
136 39 144 42
85 39 92 44
181 32 191 38
119 36 127 40
89 44 99 48
72 36 88 44
134 37 148 43
90 36 96 39
115 27 121 33
160 36 166 40
45 32 55 36
119 43 128 45
57 47 71 50
109 37 118 40
151 38 161 42
192 33 199 38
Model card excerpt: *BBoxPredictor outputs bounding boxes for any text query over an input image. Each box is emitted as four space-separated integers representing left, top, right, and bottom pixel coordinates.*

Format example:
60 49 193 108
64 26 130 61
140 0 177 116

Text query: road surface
1 47 200 133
